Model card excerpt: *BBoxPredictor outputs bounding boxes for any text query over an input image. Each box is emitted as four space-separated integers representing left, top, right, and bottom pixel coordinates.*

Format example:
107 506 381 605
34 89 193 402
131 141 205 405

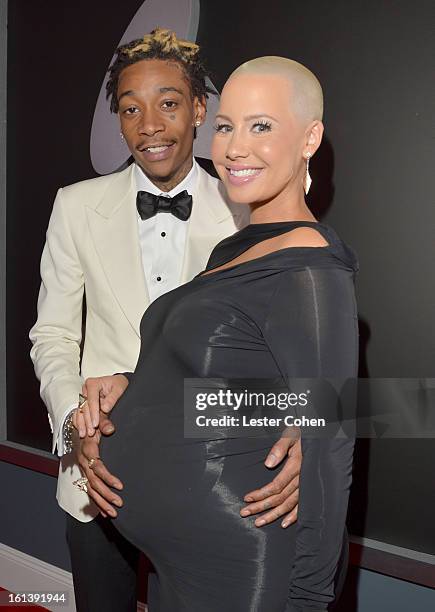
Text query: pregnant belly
100 400 276 556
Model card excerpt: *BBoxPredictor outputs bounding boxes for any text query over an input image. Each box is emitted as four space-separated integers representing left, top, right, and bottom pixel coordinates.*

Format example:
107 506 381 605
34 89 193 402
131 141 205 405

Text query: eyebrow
118 90 135 103
159 86 183 95
118 86 184 104
215 113 278 122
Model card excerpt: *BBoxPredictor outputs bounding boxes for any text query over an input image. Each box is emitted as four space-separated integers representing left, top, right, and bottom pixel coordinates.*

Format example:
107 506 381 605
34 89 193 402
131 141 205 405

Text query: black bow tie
136 190 193 221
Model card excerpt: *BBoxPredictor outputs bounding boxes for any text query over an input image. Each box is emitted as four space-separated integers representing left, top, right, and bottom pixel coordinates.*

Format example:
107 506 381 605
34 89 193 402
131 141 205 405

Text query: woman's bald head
228 56 323 124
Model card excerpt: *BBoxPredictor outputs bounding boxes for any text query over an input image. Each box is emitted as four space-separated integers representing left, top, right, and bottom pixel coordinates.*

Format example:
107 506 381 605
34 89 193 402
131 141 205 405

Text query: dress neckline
196 243 333 280
197 221 333 280
248 219 319 225
196 219 358 279
242 220 321 230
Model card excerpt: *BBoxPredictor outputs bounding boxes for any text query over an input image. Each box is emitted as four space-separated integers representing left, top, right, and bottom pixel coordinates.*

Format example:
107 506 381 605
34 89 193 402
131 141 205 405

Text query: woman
98 56 358 611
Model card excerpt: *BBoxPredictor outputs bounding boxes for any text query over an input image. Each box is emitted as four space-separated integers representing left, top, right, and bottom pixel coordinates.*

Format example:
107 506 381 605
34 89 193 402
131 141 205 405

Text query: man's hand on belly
73 374 129 437
240 433 301 528
77 426 124 518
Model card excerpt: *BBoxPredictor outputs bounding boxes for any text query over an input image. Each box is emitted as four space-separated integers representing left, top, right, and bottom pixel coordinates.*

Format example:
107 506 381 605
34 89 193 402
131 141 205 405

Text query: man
30 29 301 611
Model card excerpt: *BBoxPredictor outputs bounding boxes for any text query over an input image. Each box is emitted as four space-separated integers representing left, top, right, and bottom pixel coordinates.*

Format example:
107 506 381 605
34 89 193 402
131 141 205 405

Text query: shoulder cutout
277 226 329 248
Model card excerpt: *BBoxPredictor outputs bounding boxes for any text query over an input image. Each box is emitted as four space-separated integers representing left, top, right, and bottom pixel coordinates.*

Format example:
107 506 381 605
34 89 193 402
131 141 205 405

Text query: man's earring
195 120 201 127
304 152 312 194
120 132 124 140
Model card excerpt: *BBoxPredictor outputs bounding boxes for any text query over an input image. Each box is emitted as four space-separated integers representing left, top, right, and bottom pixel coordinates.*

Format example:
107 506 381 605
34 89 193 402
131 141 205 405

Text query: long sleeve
262 265 358 612
29 188 84 454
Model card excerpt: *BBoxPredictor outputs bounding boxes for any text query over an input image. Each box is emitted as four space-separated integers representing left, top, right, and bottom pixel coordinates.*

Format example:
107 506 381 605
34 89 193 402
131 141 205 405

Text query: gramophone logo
90 0 219 175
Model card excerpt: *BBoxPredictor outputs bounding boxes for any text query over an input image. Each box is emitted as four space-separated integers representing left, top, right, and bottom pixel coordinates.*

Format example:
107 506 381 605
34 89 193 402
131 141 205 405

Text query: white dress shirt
135 160 198 303
57 160 198 455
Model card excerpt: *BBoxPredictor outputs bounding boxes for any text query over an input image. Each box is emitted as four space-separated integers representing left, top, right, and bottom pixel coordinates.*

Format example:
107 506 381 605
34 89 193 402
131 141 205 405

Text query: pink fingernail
265 454 277 468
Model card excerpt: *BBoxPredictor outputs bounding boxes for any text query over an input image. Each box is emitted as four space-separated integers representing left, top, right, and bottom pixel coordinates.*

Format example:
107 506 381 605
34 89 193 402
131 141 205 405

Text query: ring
73 477 89 493
88 457 100 469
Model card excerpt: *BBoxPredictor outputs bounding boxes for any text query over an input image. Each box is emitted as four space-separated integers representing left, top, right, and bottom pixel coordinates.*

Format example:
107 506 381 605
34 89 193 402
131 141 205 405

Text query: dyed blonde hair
125 28 199 60
229 56 323 123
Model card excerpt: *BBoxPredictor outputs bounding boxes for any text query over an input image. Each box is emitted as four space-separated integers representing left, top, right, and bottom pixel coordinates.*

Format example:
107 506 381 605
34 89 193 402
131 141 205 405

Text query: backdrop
6 0 435 560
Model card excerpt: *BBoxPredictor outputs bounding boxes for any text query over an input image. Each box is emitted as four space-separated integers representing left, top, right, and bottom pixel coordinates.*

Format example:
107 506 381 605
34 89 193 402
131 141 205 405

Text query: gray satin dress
101 220 359 612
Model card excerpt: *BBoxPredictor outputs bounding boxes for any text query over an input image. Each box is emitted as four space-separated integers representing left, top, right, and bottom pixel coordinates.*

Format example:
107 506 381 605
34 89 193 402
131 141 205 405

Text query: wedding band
73 477 89 493
88 457 100 469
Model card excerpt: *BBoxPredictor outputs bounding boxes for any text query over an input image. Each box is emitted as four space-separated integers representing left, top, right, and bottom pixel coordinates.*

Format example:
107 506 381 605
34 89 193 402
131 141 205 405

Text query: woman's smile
226 165 264 185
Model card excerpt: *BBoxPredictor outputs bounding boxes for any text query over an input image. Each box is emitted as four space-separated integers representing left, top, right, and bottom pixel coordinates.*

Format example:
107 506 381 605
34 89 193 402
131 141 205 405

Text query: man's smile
138 141 176 161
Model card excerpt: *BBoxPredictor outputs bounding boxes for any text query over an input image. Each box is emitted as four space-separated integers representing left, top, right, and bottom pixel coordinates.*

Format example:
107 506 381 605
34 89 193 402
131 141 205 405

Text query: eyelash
253 120 272 132
122 100 178 115
213 123 231 133
213 121 272 133
162 100 178 109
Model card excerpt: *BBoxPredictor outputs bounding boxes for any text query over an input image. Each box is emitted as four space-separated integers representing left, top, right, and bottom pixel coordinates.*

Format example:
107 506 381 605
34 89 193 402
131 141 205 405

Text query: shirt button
156 276 162 282
161 232 166 237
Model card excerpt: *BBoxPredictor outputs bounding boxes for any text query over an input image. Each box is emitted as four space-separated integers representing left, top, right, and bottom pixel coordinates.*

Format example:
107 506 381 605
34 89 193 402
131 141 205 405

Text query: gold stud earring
304 152 312 194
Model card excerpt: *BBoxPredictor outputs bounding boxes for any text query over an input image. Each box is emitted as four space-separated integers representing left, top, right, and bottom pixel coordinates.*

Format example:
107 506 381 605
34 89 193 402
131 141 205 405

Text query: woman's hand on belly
240 432 301 528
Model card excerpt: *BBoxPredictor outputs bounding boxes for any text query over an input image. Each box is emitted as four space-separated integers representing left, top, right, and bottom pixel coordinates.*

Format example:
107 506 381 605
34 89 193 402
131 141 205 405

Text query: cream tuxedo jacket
30 163 248 522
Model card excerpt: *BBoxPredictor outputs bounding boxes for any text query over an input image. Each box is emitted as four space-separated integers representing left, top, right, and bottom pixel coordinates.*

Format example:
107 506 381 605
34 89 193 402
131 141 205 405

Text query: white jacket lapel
86 165 149 336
